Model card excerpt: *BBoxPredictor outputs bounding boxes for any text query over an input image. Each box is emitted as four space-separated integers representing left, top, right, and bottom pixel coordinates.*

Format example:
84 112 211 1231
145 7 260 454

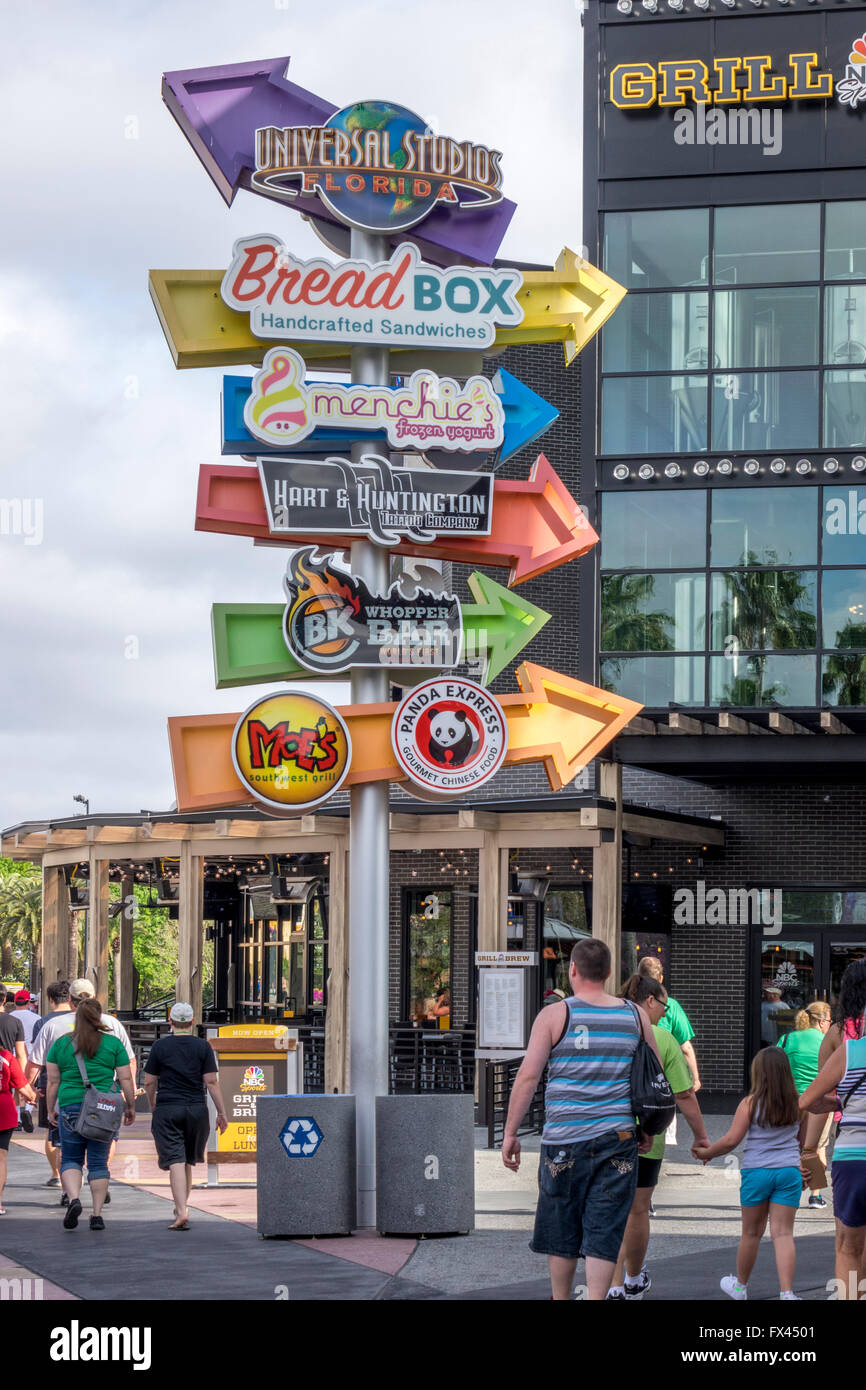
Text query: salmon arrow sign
161 57 516 267
195 453 598 587
148 251 625 371
167 663 643 812
211 571 551 689
221 366 558 465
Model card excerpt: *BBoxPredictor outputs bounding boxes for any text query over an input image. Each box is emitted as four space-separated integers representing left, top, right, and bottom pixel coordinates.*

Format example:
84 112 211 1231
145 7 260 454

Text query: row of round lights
617 0 819 13
614 456 866 482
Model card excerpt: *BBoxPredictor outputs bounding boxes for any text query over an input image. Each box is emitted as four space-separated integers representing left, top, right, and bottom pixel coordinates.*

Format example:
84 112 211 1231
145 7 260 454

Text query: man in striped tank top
502 938 660 1300
800 1022 866 1300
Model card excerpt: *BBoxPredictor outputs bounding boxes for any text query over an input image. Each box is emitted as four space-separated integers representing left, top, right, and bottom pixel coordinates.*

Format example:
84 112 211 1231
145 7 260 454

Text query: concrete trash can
375 1094 475 1236
257 1094 356 1237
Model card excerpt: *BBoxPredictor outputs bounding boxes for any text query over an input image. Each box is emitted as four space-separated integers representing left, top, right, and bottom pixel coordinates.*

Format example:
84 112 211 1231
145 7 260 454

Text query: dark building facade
577 0 866 1091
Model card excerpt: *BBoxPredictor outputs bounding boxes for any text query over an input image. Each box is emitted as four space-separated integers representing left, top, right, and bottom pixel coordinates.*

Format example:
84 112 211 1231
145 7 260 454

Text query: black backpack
625 1001 677 1136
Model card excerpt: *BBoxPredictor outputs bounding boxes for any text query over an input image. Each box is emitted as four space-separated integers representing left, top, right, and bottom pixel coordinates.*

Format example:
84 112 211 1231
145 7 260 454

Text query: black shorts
151 1103 209 1171
0 1127 13 1152
636 1156 663 1189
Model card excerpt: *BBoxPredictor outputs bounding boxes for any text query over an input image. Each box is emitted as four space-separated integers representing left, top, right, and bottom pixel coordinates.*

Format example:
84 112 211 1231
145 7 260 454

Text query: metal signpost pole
347 226 391 1228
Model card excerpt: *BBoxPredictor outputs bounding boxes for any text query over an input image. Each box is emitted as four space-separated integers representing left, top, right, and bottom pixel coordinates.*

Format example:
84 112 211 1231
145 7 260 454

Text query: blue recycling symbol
280 1116 323 1158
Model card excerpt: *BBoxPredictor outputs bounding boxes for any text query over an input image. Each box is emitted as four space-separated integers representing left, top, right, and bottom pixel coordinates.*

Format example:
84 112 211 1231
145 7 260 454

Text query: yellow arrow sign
167 665 642 812
149 251 625 370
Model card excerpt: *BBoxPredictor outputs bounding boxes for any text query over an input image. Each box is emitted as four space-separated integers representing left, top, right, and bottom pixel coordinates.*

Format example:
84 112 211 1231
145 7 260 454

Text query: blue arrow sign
221 366 558 465
280 1116 323 1158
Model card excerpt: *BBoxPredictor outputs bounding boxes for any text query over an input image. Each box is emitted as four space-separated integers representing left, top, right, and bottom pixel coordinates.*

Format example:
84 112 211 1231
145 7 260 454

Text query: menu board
478 967 526 1050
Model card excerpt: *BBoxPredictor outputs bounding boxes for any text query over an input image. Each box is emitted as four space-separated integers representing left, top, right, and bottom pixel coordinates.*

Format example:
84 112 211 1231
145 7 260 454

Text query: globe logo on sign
280 1117 323 1158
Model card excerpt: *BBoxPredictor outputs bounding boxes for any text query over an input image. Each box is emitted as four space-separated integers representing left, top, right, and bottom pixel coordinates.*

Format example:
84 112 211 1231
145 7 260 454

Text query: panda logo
426 707 477 768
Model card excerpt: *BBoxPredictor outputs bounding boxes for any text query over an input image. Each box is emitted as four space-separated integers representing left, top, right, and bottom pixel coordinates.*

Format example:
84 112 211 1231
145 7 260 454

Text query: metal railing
481 1058 546 1150
388 1025 475 1094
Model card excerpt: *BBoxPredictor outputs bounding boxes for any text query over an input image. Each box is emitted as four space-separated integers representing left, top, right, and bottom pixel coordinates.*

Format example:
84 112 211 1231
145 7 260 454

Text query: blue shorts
58 1105 113 1181
530 1128 639 1262
740 1166 802 1208
832 1161 866 1229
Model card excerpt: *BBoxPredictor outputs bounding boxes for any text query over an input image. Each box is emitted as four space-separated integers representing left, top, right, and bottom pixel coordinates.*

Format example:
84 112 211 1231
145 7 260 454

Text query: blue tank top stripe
542 996 640 1146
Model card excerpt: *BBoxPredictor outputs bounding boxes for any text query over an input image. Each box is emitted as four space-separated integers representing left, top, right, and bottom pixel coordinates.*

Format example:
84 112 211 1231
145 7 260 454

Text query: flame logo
851 35 866 66
285 549 361 665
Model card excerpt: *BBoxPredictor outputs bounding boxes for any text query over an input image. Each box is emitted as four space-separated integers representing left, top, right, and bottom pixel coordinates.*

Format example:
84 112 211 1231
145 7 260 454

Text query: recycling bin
256 1094 356 1237
375 1095 475 1236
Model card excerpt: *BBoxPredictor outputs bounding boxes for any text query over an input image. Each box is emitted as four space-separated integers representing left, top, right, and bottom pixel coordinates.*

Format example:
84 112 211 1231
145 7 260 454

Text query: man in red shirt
0 1047 36 1214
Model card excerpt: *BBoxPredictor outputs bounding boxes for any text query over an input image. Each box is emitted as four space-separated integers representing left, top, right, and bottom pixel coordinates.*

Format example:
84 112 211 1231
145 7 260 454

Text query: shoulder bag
626 1001 677 1136
70 1044 126 1140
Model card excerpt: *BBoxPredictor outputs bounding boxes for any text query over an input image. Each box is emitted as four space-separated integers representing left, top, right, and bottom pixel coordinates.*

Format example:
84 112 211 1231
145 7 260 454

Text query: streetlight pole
347 227 392 1228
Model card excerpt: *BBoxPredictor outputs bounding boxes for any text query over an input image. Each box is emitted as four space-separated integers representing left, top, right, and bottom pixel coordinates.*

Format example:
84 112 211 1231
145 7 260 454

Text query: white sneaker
720 1274 748 1301
780 1291 801 1301
624 1270 651 1300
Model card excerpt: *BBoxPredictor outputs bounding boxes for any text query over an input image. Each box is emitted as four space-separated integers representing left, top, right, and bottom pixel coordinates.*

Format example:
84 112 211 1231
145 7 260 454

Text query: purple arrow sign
162 57 517 267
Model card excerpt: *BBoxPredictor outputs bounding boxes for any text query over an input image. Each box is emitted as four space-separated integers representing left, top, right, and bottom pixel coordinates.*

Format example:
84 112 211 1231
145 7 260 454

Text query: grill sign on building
259 455 494 546
231 690 352 812
392 676 508 795
252 100 504 233
244 346 503 453
221 238 523 350
283 548 463 674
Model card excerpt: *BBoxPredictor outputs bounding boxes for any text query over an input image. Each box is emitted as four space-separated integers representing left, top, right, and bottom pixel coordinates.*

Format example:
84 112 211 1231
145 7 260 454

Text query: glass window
714 288 819 369
602 292 709 373
822 570 866 649
710 570 817 651
822 653 866 706
825 202 866 281
543 890 590 996
714 205 820 285
601 374 708 454
711 371 819 451
406 890 451 1025
602 491 706 570
824 371 866 447
780 890 866 926
760 941 815 1043
600 655 705 706
601 572 705 651
822 486 866 563
824 285 866 365
710 654 816 706
604 209 709 288
711 488 817 567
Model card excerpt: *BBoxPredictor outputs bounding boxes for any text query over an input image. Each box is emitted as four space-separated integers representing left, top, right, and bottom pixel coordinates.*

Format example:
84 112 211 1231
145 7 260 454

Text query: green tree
715 555 817 705
601 574 675 655
0 859 41 985
823 621 866 706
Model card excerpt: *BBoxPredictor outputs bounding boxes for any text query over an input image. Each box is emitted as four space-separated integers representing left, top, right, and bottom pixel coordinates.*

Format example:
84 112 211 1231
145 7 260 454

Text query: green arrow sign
212 574 550 689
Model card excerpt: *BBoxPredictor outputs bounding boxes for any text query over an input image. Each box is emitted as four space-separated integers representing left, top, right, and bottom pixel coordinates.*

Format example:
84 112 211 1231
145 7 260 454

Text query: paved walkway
0 1112 838 1301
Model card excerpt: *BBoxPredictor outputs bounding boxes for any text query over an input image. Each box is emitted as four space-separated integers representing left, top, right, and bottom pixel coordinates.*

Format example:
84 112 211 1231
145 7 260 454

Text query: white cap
169 1002 195 1025
69 978 96 1001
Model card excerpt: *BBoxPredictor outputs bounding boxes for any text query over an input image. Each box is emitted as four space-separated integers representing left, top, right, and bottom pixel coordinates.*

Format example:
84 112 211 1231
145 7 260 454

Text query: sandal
168 1218 190 1231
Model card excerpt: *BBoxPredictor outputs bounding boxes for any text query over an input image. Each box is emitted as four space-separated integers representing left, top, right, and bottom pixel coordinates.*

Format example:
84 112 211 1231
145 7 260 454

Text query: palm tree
715 553 817 704
823 620 866 706
0 864 42 985
601 574 675 657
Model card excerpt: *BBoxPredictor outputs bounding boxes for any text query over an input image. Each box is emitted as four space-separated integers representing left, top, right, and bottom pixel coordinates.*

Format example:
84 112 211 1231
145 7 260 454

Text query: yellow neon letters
609 52 833 109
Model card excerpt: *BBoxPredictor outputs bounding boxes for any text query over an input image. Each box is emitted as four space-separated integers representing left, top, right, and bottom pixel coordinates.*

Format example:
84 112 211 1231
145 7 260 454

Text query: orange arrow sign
196 453 597 587
167 665 642 811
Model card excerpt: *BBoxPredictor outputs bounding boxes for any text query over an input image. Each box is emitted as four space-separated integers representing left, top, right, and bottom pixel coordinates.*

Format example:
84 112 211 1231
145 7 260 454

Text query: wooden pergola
2 775 725 1090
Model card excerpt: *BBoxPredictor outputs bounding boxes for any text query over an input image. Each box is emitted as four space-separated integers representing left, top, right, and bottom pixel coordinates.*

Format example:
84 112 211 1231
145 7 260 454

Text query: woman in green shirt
46 999 135 1232
777 1001 832 1209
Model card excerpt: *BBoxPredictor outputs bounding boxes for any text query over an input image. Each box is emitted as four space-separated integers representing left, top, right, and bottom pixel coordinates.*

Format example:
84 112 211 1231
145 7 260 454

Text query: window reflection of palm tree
823 620 866 706
601 575 674 682
716 552 817 704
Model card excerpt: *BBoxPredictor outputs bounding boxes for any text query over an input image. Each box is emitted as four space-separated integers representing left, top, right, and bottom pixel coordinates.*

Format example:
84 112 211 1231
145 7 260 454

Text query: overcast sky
0 0 583 829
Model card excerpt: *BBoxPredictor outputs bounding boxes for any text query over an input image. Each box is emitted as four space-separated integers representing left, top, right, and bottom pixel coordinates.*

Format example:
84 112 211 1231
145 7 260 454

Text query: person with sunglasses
607 972 708 1301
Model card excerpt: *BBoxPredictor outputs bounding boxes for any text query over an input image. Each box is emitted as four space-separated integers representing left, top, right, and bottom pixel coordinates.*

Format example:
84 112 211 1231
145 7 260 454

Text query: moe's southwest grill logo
838 34 866 110
252 100 503 233
244 345 503 454
231 690 352 812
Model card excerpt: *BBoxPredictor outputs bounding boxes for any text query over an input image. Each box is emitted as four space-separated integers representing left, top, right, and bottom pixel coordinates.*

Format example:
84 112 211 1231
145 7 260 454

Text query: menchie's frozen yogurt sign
221 236 524 350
